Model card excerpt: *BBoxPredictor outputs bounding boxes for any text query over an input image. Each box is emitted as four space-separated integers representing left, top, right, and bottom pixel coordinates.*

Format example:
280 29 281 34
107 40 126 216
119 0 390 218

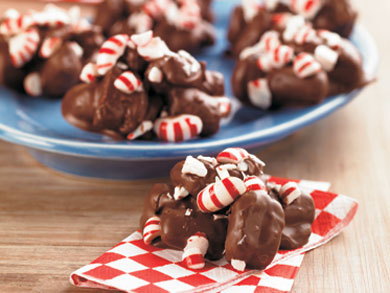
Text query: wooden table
0 0 389 292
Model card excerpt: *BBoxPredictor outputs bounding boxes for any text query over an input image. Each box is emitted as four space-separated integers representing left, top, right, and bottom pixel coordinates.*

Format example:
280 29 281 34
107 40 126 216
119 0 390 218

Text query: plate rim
0 24 379 160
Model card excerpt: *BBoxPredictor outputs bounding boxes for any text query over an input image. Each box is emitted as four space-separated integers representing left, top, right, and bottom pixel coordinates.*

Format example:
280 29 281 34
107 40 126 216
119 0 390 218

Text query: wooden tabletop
0 0 389 292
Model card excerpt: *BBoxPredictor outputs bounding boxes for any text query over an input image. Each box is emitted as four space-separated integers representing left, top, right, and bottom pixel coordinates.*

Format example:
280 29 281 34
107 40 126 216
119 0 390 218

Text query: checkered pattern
70 177 358 292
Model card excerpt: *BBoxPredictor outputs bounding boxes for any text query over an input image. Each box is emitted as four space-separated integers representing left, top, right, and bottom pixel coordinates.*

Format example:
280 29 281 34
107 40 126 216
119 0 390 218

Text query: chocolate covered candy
94 0 215 53
228 0 357 57
232 16 365 109
225 190 285 271
62 31 230 141
140 147 318 271
0 4 104 97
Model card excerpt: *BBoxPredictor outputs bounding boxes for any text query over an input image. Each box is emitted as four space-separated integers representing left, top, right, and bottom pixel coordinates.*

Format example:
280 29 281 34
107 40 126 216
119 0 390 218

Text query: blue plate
0 0 378 179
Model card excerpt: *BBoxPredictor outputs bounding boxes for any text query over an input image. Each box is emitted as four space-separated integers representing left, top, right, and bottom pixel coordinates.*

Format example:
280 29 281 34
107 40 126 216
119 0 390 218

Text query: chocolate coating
0 38 26 90
62 67 148 138
159 196 228 260
170 159 217 196
225 191 285 270
280 193 315 250
40 43 82 97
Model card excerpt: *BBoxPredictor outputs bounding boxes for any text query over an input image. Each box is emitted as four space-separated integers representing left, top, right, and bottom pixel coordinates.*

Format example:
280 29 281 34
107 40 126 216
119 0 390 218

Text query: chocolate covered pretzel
62 31 231 141
231 16 365 109
94 0 215 53
140 147 316 271
0 4 104 97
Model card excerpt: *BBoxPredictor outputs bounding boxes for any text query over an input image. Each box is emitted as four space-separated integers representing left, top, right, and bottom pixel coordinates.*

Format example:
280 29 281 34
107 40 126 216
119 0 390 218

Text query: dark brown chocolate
225 190 285 270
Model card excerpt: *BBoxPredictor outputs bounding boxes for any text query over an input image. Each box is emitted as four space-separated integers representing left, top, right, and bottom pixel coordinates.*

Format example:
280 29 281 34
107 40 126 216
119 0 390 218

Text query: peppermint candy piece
23 72 42 96
216 97 231 117
260 31 281 52
182 156 208 177
317 29 342 50
293 24 317 45
244 176 267 193
148 67 163 83
271 13 293 28
143 216 161 245
242 0 260 22
0 14 35 36
283 15 305 42
247 78 272 110
314 45 339 71
114 71 142 94
137 37 172 61
34 4 71 28
39 37 62 58
182 232 209 270
80 63 98 83
291 0 322 19
271 45 294 68
256 54 274 72
9 28 40 68
127 120 153 140
96 34 129 75
217 147 249 164
143 0 170 18
231 259 247 272
173 186 190 200
177 0 201 29
154 114 203 142
293 52 322 78
128 12 153 34
69 42 84 58
197 176 247 213
279 181 302 205
264 0 278 10
130 30 153 47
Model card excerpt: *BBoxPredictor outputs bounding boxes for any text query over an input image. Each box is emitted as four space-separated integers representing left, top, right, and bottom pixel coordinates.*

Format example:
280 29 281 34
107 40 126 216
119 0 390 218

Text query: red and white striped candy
182 232 209 270
143 0 171 18
317 29 342 50
34 4 71 28
9 28 40 68
271 13 293 28
0 14 35 36
279 181 302 205
314 45 338 71
271 45 294 68
154 114 203 142
143 216 161 245
259 31 281 53
247 78 272 110
256 54 273 72
128 12 153 34
291 0 322 19
23 72 42 96
197 176 247 213
80 63 98 83
114 71 142 94
127 120 153 140
293 24 317 45
177 0 201 29
293 52 322 78
216 97 231 117
39 37 62 58
137 36 172 61
130 30 153 47
244 176 267 193
96 34 129 75
217 147 249 164
283 15 305 42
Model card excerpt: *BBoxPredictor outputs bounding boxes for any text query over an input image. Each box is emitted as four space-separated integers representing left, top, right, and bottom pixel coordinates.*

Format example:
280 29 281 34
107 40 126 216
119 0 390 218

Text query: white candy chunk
283 15 305 42
231 259 246 271
128 12 153 34
247 78 272 110
197 155 218 166
314 45 339 71
173 186 190 200
23 72 42 96
178 50 201 76
182 156 208 177
242 0 260 22
216 164 237 180
127 120 153 140
69 42 83 58
148 66 163 83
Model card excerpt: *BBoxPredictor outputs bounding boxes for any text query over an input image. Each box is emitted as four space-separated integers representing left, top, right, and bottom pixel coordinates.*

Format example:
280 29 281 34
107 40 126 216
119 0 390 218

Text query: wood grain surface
0 0 389 292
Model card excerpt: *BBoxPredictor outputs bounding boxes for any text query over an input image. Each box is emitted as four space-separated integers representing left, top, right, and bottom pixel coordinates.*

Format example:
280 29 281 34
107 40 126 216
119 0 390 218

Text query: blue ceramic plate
0 1 378 179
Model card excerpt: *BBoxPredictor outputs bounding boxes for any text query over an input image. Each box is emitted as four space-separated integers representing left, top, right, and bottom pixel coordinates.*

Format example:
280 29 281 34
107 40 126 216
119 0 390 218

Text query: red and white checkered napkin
70 177 358 293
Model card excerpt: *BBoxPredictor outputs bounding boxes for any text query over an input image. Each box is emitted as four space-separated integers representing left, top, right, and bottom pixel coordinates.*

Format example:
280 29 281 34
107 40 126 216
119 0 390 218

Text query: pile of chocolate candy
94 0 215 53
0 4 104 97
62 31 230 141
140 147 315 271
228 0 365 109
